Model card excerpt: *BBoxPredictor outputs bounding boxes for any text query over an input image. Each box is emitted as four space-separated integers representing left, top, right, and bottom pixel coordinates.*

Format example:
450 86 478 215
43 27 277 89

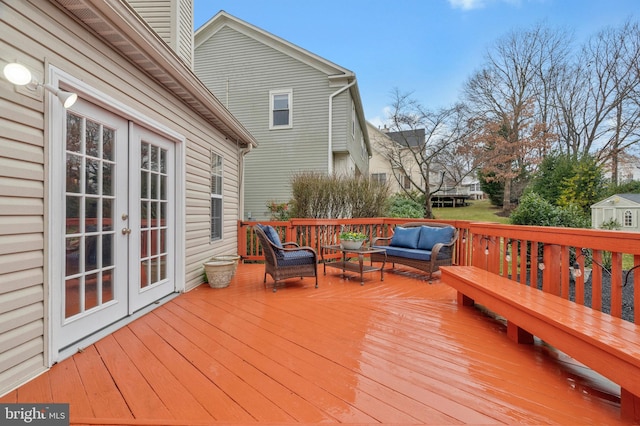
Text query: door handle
121 228 131 235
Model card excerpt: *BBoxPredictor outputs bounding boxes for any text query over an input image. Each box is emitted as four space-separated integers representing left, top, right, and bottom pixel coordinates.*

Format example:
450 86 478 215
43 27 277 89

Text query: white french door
52 98 175 357
128 125 175 312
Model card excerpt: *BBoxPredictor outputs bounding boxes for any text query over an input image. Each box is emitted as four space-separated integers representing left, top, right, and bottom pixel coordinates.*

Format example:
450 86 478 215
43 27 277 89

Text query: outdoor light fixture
42 83 78 108
3 62 77 108
3 62 32 85
571 262 582 278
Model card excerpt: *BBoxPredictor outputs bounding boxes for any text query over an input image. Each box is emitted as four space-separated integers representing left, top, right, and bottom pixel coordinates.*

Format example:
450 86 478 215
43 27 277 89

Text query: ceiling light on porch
3 62 78 108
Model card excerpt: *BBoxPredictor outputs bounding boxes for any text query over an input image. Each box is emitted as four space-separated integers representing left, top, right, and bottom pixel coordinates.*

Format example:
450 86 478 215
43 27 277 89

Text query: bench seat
440 265 640 422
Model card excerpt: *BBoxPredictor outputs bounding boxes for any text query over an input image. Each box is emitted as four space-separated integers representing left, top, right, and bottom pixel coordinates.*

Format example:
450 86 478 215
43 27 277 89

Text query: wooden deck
1 263 631 425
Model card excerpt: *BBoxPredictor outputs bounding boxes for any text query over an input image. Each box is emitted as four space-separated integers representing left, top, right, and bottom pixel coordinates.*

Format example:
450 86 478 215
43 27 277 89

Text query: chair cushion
374 245 432 261
279 250 315 266
390 226 421 249
258 224 283 248
417 226 454 251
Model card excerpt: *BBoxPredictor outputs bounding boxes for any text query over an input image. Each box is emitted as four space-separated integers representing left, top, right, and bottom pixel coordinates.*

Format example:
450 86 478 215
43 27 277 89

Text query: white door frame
46 66 186 365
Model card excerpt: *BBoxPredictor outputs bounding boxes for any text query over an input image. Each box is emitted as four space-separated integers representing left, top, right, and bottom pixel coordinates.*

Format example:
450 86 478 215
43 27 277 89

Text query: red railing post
542 244 561 296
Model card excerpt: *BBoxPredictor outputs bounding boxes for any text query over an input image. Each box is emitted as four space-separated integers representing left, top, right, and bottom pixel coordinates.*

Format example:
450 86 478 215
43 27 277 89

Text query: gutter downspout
238 141 253 220
328 79 356 175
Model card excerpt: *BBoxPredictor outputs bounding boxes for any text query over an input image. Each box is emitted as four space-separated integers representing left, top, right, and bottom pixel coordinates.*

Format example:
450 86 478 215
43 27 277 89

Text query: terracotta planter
204 260 235 288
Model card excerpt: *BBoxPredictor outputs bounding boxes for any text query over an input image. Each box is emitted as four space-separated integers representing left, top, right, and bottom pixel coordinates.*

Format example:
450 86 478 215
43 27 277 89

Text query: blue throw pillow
390 226 421 249
258 224 283 248
418 225 454 250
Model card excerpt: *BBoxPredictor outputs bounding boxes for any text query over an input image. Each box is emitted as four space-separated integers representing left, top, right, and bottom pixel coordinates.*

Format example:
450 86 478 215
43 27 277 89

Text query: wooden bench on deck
440 265 640 422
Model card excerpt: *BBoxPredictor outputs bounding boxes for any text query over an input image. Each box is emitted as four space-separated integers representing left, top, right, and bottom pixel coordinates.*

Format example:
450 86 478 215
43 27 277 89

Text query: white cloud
448 0 523 11
448 0 487 10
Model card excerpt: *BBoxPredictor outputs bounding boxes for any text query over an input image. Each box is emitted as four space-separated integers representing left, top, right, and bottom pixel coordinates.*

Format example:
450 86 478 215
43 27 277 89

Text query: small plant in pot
339 230 368 250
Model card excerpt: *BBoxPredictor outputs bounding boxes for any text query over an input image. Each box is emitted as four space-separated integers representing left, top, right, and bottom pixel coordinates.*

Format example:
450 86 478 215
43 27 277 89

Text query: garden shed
591 193 640 231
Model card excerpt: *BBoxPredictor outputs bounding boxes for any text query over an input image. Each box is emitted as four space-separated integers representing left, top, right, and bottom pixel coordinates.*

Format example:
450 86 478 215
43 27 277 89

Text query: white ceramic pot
211 254 240 275
204 260 235 288
340 240 364 250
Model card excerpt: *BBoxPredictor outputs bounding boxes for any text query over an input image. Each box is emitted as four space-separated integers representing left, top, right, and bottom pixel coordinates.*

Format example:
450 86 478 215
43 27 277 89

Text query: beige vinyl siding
0 0 48 391
0 0 240 394
129 0 194 68
195 26 333 219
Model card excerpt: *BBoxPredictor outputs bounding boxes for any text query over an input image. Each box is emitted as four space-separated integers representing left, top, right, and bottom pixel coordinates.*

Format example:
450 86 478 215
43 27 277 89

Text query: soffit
53 0 257 147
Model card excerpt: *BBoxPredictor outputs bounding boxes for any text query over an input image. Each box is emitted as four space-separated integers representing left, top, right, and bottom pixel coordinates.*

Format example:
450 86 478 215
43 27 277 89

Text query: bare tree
554 20 640 182
376 89 477 219
464 23 570 211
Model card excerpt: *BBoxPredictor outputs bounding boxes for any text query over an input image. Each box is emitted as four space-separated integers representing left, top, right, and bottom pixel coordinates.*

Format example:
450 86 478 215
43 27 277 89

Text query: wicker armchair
254 224 318 292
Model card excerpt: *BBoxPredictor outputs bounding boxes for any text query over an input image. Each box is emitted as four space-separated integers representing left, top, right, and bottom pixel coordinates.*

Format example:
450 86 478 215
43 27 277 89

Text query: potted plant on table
339 230 368 250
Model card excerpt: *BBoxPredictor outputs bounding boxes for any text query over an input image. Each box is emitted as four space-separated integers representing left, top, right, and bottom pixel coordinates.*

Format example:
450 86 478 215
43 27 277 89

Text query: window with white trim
371 173 386 184
624 209 633 227
403 175 411 189
351 101 356 137
211 151 223 240
269 89 292 129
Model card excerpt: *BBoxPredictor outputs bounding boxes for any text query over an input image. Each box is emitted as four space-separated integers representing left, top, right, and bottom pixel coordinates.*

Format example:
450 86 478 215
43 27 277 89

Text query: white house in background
368 122 484 204
368 122 427 194
368 122 409 193
0 0 255 395
194 11 370 220
591 194 640 232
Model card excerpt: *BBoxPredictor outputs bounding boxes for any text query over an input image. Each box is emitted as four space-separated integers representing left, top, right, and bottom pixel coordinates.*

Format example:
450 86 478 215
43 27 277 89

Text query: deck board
0 263 630 425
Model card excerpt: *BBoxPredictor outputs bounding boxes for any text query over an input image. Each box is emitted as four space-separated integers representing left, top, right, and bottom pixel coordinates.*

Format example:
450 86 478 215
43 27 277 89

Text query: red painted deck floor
1 263 631 425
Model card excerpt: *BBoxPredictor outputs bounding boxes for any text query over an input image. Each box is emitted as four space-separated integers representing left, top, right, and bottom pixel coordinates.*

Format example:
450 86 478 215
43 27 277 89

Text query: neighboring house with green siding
194 11 371 220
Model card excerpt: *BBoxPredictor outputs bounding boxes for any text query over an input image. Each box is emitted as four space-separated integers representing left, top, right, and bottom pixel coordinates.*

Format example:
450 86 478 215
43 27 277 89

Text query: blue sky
194 0 638 127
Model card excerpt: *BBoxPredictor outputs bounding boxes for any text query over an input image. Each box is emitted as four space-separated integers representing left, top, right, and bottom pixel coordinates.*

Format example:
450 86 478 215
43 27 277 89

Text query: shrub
557 155 605 214
603 180 640 197
510 192 590 228
387 193 423 218
529 152 575 205
266 201 291 221
290 172 389 218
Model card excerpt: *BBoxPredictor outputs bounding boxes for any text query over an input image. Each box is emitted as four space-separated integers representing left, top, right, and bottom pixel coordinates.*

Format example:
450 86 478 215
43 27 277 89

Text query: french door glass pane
139 142 168 289
64 112 117 320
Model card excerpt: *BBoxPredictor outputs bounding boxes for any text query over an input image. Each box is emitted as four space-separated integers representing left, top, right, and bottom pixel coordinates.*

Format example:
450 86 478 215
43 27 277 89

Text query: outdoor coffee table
321 244 387 285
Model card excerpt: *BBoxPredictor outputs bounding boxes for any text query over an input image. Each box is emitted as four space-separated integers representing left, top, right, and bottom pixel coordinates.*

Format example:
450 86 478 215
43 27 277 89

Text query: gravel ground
526 270 636 322
571 270 635 322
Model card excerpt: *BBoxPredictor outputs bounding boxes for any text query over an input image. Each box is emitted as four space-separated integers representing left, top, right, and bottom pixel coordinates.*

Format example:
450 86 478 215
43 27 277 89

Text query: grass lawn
432 199 510 224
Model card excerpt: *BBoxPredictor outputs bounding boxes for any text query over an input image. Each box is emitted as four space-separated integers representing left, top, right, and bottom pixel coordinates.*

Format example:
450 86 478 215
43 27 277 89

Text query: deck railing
238 219 640 324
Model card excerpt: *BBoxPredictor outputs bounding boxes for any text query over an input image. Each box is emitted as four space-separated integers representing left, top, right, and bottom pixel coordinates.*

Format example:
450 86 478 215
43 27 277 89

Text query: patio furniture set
253 222 458 291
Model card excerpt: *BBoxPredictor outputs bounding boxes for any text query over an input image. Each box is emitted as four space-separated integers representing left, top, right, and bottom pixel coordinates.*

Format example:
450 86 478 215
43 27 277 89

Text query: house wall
331 91 368 176
195 24 366 220
0 0 239 394
368 123 401 193
196 26 333 219
129 0 194 68
368 123 428 195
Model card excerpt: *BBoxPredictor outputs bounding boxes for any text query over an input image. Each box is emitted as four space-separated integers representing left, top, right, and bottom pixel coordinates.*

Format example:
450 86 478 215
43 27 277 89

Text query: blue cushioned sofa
370 222 458 280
